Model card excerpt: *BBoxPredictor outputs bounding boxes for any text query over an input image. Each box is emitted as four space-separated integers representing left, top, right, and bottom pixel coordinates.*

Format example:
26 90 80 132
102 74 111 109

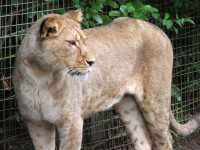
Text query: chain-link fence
0 0 200 150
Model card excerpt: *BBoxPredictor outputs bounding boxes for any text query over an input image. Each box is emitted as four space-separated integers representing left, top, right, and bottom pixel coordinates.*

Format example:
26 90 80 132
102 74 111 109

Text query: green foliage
172 84 182 102
164 0 200 15
72 0 194 32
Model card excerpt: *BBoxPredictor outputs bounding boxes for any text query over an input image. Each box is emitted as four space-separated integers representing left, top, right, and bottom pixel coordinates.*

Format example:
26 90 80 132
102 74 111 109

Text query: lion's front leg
57 116 83 150
26 121 55 150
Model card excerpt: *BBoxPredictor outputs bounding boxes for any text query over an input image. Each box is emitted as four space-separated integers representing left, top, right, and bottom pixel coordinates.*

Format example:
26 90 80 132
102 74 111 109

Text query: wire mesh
0 0 200 150
0 0 71 149
171 15 200 124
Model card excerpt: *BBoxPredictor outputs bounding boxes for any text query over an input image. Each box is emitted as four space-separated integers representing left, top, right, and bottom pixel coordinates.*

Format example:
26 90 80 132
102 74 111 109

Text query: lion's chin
70 72 89 81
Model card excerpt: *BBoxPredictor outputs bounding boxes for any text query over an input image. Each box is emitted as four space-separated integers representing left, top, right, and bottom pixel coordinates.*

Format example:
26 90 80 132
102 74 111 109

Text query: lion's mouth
68 70 88 76
64 67 90 76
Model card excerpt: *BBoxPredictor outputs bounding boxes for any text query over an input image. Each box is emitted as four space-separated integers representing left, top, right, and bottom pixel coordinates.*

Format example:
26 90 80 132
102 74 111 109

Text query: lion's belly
82 96 122 118
81 70 142 118
82 83 126 118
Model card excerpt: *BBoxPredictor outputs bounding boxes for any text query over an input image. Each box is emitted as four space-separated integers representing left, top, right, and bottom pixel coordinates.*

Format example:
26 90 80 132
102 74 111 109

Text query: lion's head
23 10 95 77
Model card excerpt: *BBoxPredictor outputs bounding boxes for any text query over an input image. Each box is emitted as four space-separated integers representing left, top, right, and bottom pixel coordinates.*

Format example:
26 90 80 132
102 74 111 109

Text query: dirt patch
2 134 200 150
174 135 200 150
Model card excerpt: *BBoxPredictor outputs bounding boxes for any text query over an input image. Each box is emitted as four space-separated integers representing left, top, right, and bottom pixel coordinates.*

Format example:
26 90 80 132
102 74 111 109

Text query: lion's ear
40 16 65 39
64 9 83 23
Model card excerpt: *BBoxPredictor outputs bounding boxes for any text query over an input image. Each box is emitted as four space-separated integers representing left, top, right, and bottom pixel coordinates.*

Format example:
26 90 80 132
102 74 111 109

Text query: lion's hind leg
136 94 173 150
26 121 55 150
115 94 152 150
135 70 173 150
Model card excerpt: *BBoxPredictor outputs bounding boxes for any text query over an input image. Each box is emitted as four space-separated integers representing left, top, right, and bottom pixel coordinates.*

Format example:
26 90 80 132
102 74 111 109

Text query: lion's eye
66 40 76 46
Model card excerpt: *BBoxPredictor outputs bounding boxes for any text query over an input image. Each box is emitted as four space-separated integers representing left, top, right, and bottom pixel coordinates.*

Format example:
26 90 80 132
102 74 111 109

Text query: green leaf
102 15 112 24
85 13 91 20
89 21 96 27
183 18 195 24
173 27 179 34
180 18 185 24
163 19 173 30
164 13 170 20
142 5 158 13
176 14 179 19
54 8 65 14
88 7 98 14
134 11 149 20
91 3 102 12
93 15 103 24
73 0 81 8
175 17 195 28
152 12 160 20
107 0 119 8
172 85 182 102
175 19 183 27
120 5 128 16
125 2 135 13
109 10 121 17
82 21 90 28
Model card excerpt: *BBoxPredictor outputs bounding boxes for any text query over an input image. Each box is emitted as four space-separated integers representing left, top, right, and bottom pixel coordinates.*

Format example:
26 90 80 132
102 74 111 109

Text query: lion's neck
48 70 85 100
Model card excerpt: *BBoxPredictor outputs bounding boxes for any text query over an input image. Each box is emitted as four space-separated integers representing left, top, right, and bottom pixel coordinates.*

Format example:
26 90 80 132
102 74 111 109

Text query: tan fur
13 10 200 150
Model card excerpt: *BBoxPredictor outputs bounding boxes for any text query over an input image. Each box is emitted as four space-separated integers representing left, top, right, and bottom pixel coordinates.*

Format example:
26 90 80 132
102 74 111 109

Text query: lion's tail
170 110 200 136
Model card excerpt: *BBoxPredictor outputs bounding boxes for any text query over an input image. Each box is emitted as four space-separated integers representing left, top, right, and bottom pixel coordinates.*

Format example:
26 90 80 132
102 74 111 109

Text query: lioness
13 10 200 150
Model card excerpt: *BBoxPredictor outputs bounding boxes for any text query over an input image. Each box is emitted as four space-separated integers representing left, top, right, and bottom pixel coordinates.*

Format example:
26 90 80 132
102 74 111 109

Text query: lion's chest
17 82 63 123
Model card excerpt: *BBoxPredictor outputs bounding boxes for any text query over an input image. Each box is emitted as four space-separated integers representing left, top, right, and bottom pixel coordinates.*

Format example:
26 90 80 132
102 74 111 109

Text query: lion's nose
86 59 95 66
